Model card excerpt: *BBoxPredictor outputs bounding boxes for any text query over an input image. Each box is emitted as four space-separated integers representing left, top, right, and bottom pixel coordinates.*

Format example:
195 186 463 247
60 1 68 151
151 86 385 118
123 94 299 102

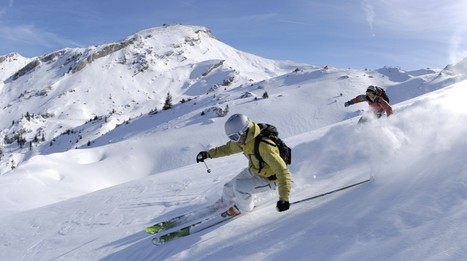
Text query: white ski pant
221 168 276 212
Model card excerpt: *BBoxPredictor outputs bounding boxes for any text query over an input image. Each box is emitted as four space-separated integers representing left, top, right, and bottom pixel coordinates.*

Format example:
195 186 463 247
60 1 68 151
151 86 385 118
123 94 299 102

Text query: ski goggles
228 126 249 142
228 132 244 142
366 91 375 97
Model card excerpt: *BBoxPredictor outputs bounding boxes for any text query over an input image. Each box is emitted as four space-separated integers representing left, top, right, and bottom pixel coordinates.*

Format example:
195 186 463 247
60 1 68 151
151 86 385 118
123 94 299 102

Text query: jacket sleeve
259 141 292 202
350 95 368 104
379 99 393 116
208 140 243 158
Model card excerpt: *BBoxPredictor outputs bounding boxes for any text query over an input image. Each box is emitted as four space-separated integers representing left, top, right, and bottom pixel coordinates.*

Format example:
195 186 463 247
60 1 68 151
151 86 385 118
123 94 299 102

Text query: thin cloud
361 0 375 37
278 19 313 27
450 31 467 65
0 0 14 17
366 1 467 34
0 24 82 51
222 13 278 24
360 0 467 65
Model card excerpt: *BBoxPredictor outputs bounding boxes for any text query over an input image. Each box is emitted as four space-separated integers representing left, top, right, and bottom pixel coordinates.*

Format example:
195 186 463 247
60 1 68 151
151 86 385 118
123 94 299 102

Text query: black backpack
375 86 390 103
254 123 292 173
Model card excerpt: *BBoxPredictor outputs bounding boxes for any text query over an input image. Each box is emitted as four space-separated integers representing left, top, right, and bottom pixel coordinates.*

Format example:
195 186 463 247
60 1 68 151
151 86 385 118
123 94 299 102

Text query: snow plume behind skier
344 85 393 123
196 113 292 216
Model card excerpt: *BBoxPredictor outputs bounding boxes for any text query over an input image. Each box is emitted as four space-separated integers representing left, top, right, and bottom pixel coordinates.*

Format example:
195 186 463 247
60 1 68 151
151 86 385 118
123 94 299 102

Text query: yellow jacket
208 122 292 201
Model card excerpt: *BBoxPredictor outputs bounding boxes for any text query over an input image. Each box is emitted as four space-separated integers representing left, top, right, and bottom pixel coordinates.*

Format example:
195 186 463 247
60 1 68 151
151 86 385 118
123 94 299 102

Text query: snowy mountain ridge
4 24 461 176
0 25 306 174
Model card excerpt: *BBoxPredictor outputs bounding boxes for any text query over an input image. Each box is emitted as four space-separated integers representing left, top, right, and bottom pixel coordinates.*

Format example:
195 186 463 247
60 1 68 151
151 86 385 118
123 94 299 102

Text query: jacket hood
244 122 260 144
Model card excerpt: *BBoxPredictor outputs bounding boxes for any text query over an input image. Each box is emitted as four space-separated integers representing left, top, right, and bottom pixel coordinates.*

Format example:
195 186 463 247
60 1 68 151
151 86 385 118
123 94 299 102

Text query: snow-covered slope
1 24 467 260
1 78 466 261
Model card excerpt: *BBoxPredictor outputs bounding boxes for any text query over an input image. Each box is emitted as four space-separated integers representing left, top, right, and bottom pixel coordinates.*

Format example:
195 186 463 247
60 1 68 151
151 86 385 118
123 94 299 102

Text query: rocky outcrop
71 36 137 73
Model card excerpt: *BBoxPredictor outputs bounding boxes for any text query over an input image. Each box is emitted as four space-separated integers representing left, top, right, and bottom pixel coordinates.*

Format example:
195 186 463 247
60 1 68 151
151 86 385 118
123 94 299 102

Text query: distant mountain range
0 24 466 174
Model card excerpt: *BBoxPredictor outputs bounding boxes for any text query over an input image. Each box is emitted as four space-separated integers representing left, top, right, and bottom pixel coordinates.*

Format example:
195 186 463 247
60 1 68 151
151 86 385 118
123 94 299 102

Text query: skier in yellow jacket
196 113 292 216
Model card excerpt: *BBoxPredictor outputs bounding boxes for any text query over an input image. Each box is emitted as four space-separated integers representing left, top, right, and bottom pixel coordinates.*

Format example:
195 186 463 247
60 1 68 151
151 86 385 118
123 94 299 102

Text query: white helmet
224 113 250 142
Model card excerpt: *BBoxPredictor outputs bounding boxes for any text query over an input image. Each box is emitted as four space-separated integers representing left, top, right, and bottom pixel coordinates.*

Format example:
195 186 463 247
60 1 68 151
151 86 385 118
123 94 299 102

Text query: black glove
276 200 290 212
344 101 352 107
196 151 209 163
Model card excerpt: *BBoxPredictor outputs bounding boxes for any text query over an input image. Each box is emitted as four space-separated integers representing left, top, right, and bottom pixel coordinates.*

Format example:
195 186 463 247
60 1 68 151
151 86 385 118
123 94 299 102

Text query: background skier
344 85 393 123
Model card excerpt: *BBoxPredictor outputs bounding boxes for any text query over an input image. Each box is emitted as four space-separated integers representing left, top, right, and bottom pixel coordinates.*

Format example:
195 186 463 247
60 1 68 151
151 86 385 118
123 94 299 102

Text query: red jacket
350 95 393 117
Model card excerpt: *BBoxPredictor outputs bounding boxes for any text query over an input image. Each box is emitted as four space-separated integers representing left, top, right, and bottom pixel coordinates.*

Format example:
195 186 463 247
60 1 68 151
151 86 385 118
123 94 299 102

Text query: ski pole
203 161 211 173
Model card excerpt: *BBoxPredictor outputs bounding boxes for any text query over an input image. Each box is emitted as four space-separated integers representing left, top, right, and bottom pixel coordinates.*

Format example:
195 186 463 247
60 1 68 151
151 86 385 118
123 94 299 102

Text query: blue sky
1 0 466 70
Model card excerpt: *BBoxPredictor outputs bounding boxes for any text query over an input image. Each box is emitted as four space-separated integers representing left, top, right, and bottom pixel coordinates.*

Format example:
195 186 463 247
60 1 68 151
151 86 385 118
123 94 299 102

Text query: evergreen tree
163 92 173 110
18 136 26 148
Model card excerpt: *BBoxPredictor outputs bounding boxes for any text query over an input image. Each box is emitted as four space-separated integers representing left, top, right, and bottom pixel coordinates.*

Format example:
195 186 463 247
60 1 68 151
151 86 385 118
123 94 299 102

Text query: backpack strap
254 134 275 173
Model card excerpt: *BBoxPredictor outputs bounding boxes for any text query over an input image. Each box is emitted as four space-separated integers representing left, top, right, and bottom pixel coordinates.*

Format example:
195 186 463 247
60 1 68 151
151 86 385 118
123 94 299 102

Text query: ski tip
152 237 163 246
145 226 160 234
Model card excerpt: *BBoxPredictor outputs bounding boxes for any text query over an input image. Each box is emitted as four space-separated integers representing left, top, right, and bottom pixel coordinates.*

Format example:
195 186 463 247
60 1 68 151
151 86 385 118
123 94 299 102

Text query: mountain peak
0 52 24 62
131 24 215 40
